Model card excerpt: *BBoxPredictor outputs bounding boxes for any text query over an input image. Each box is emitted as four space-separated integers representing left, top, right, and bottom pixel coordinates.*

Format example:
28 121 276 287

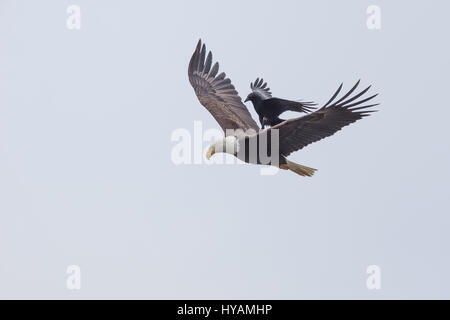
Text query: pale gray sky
0 0 449 299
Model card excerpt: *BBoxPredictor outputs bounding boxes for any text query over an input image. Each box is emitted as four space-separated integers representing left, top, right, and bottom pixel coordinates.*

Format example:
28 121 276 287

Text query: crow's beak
244 97 250 103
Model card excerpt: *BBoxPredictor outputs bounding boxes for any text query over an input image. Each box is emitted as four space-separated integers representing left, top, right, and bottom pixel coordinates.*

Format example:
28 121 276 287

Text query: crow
244 78 317 129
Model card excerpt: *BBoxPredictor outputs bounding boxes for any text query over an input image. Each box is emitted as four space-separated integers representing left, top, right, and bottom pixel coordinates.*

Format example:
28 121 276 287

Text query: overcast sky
0 0 449 299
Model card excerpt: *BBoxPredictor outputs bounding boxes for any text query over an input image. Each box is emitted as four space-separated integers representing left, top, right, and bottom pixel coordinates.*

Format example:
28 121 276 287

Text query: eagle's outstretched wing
250 78 272 100
266 80 378 156
188 40 259 134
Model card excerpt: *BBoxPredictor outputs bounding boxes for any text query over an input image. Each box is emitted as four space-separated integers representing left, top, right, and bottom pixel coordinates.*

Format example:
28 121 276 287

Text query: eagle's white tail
284 160 317 177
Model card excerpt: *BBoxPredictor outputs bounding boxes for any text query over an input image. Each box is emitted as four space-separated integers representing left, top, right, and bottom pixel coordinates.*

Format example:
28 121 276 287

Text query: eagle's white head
206 136 239 159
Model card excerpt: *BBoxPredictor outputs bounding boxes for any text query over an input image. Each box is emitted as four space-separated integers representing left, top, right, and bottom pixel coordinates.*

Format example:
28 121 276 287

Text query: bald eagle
188 40 378 177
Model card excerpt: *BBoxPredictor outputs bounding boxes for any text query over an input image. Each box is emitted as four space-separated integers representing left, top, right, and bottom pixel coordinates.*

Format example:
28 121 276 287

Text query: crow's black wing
264 97 317 115
188 40 259 134
250 78 272 100
264 80 378 156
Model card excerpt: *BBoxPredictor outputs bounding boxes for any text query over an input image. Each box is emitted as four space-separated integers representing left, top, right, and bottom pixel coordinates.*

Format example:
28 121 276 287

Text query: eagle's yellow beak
206 145 216 160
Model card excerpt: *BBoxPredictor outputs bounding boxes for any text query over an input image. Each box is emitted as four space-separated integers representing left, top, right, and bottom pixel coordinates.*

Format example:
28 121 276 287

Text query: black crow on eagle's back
188 40 378 177
244 78 317 129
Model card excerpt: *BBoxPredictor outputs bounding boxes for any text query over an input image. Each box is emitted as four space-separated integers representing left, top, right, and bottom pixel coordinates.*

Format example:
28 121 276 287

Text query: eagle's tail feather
284 160 317 177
